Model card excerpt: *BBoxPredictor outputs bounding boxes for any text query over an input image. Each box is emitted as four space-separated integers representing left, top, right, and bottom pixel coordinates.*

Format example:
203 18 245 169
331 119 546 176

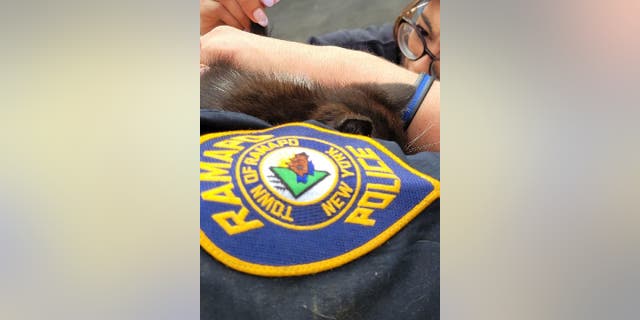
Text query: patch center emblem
237 139 360 230
270 152 329 198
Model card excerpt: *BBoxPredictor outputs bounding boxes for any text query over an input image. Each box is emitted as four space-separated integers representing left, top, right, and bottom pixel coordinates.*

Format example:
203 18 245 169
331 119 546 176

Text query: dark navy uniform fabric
201 110 439 320
308 23 402 65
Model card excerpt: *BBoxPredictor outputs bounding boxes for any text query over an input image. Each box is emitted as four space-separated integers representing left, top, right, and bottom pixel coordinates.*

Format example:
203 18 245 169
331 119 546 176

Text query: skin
200 0 278 35
402 0 441 79
200 27 440 152
200 0 441 77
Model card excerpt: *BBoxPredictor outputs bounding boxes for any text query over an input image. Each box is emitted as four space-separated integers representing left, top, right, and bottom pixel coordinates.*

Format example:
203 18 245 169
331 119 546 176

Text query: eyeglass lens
398 22 425 60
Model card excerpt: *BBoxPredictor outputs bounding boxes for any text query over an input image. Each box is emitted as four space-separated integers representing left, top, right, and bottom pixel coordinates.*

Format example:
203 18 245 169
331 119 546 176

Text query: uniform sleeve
307 23 402 65
200 112 440 320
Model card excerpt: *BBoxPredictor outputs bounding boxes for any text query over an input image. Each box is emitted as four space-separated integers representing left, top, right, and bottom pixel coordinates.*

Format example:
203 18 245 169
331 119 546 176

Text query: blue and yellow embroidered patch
200 123 439 277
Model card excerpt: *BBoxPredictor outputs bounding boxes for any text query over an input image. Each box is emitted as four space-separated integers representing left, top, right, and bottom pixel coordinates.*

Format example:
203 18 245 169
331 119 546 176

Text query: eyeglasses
394 0 439 74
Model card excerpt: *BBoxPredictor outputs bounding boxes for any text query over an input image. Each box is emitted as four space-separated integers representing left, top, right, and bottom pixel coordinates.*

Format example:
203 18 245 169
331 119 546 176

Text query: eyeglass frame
393 0 440 73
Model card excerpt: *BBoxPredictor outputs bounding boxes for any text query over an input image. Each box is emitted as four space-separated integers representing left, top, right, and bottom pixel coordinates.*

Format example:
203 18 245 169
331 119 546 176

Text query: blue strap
402 73 434 129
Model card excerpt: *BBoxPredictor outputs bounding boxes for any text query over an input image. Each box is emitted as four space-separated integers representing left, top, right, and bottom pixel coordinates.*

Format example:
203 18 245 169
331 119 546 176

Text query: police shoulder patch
200 123 439 277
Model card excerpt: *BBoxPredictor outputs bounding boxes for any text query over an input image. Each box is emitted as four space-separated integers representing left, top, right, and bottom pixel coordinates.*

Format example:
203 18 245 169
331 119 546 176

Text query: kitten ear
376 83 415 111
335 114 374 136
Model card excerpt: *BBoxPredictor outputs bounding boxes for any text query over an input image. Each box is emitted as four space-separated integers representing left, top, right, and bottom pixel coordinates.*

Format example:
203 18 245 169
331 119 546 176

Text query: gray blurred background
266 0 407 42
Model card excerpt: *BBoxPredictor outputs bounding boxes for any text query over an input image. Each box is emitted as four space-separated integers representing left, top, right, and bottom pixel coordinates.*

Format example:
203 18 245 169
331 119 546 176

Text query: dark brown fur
200 59 414 150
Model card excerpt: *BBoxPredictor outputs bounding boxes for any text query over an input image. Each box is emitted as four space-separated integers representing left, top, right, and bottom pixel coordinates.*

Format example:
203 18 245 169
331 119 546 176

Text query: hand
200 0 278 35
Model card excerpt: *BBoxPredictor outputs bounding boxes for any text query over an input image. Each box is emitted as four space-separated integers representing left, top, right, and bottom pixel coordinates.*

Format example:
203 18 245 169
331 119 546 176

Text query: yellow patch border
200 122 440 277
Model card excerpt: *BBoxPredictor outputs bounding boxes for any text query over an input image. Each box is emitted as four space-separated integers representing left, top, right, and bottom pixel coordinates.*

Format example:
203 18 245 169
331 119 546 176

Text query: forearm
318 46 418 85
201 26 416 85
200 26 440 152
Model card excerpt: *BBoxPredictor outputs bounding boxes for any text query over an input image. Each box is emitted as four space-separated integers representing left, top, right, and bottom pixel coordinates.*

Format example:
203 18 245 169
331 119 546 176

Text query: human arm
200 26 440 152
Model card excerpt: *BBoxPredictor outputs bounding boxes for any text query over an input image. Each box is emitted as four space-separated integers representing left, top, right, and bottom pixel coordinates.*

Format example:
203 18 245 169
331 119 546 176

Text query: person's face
401 0 440 79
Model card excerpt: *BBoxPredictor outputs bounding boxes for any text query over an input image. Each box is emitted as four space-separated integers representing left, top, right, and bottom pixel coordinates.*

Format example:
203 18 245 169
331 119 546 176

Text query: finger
201 0 222 35
215 3 245 30
236 0 272 27
220 11 245 31
200 1 244 35
219 0 252 31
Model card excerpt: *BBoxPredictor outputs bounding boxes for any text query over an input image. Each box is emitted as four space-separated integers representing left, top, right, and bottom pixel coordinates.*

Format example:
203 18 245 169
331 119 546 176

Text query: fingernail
253 8 268 27
261 0 274 7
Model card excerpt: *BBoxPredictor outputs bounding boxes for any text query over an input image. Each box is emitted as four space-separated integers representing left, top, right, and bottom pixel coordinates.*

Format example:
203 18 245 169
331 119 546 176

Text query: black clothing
308 23 402 65
201 110 439 320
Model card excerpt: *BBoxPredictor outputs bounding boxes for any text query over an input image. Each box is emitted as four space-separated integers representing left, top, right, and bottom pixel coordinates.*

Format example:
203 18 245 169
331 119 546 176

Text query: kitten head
315 83 416 150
